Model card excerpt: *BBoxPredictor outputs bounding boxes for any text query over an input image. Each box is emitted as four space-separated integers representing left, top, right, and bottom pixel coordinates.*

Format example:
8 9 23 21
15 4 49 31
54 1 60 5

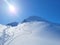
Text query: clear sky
0 0 60 24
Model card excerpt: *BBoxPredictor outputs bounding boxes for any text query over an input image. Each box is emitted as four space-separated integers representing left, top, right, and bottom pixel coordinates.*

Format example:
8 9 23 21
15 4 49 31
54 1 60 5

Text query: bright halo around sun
8 4 17 14
4 0 20 17
9 5 15 13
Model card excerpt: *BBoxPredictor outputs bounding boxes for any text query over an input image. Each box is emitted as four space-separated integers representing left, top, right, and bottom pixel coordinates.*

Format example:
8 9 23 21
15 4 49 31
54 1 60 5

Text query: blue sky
0 0 60 24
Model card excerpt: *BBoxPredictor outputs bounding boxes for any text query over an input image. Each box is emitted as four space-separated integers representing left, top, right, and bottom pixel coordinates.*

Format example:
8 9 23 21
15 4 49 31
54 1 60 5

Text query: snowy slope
0 16 60 45
8 22 60 45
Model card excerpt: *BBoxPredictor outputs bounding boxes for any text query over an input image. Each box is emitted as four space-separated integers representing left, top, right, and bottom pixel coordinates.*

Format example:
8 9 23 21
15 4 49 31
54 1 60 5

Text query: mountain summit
22 16 45 23
22 16 60 25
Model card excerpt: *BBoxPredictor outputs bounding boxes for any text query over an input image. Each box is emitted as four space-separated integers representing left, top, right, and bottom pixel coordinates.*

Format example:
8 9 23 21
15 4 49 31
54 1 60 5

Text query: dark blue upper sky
0 0 60 24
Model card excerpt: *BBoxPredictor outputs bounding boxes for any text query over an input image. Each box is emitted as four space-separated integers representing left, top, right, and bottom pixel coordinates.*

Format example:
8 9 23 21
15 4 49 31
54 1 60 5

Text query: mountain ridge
22 16 60 25
6 22 18 27
6 16 60 27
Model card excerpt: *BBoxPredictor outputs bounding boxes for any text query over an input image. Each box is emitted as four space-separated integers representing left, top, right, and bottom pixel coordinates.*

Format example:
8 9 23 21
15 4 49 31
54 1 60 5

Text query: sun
4 0 19 16
8 4 17 14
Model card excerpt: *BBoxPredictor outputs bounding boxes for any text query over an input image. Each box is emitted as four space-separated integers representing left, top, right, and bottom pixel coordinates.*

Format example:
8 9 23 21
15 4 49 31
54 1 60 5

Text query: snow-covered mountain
0 16 60 45
22 16 45 23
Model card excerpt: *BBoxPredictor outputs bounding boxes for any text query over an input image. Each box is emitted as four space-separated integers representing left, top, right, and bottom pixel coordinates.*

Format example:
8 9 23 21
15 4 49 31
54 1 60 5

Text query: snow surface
0 21 60 45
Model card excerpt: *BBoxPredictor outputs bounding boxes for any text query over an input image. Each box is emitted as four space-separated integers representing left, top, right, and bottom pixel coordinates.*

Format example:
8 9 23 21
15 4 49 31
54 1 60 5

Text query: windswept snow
8 22 60 45
0 21 60 45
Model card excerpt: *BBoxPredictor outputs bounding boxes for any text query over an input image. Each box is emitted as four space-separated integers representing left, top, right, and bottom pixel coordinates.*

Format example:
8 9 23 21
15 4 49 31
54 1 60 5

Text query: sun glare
4 0 19 16
9 4 16 14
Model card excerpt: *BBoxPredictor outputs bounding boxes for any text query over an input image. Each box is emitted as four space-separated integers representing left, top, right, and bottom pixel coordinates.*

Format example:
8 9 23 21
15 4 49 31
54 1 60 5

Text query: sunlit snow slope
0 16 60 45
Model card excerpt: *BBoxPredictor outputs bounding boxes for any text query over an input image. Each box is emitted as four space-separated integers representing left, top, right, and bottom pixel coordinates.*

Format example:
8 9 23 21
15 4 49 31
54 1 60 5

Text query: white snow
0 22 60 45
